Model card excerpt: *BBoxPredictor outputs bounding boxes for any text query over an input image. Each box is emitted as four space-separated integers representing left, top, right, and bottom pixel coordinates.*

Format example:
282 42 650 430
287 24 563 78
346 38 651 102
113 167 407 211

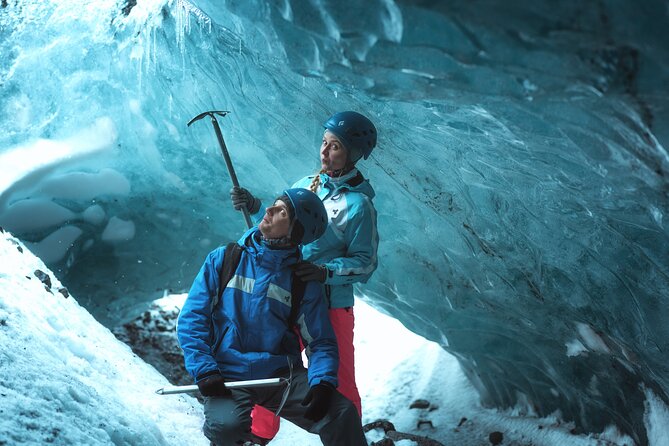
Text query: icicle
174 0 211 54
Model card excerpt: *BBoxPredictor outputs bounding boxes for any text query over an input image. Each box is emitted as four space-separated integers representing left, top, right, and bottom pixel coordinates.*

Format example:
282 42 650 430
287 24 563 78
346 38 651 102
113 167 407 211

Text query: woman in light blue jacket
231 111 379 443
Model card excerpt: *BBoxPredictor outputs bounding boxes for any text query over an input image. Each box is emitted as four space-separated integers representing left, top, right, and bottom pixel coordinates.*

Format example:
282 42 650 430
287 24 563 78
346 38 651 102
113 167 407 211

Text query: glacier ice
1 0 668 443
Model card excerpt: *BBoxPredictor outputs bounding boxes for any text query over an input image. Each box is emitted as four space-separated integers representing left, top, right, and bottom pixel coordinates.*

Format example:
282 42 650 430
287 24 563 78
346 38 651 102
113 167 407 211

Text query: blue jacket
292 169 379 308
177 228 339 387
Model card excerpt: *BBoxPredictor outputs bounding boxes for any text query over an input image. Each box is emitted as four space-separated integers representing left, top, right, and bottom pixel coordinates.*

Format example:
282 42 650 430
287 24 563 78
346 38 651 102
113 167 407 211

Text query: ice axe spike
188 110 253 229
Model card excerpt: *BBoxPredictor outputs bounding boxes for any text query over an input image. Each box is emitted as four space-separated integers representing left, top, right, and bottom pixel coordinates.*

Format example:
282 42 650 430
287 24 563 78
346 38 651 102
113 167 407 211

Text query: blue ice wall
1 1 668 443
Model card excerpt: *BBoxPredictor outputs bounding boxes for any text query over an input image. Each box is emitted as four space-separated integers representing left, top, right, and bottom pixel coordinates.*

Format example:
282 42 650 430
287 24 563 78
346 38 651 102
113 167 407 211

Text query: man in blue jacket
177 188 367 446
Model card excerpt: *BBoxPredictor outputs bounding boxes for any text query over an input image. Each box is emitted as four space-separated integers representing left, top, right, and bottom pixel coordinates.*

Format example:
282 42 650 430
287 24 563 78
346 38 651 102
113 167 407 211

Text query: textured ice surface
1 0 668 443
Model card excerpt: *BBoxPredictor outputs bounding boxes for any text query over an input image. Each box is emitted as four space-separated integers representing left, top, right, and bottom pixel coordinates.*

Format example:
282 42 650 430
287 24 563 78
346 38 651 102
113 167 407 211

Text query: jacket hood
238 227 301 270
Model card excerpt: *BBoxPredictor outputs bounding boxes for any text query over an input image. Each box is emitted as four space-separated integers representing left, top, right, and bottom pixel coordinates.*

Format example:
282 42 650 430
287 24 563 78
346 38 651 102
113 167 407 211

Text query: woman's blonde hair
308 169 326 193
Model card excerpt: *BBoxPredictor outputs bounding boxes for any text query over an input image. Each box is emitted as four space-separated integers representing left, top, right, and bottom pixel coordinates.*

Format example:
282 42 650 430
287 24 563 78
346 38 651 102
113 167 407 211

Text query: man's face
258 199 292 240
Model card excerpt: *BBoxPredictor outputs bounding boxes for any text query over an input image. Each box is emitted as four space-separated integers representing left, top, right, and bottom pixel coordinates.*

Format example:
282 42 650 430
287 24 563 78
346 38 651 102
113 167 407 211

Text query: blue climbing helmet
284 188 328 245
323 111 377 164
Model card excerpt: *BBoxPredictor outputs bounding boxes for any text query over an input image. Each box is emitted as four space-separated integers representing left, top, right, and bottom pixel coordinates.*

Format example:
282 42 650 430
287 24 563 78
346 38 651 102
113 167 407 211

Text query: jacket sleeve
296 281 339 387
177 247 225 382
323 196 379 286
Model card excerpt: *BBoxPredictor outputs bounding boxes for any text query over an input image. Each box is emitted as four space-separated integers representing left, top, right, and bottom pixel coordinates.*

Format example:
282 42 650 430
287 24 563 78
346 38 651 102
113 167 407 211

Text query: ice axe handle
155 377 285 395
188 111 253 229
210 116 253 229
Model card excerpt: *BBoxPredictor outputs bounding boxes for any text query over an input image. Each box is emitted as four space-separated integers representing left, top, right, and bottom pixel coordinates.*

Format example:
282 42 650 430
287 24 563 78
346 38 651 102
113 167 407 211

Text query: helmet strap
328 163 355 178
262 234 295 248
261 218 298 248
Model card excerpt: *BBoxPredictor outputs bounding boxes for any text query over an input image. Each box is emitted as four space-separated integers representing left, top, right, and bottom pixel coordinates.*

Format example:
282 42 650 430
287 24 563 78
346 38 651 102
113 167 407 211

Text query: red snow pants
250 306 361 440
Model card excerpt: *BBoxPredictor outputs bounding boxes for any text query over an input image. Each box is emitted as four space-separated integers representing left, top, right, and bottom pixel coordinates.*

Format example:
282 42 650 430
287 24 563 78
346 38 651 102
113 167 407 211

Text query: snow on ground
270 300 644 446
0 230 206 446
1 230 668 445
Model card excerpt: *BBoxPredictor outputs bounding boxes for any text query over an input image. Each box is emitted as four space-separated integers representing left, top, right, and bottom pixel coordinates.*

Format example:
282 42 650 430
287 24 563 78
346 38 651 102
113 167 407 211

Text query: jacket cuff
310 376 338 388
196 369 221 383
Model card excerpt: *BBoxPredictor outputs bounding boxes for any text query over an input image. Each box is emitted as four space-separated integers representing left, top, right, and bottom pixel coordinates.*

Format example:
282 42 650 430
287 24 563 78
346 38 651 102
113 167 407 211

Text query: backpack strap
213 242 244 311
287 272 307 328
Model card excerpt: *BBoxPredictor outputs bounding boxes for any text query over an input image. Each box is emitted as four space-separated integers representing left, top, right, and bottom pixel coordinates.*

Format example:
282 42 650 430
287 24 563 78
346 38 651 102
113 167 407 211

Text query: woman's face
320 130 348 173
258 199 292 240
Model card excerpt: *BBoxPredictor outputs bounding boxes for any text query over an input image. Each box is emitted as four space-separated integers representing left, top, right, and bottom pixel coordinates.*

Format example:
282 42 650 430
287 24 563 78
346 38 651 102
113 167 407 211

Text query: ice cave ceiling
1 0 668 443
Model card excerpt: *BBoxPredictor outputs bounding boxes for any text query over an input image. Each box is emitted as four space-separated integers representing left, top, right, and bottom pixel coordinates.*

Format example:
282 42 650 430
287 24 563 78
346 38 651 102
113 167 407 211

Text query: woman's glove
230 187 261 214
301 383 335 422
197 373 232 397
293 262 328 283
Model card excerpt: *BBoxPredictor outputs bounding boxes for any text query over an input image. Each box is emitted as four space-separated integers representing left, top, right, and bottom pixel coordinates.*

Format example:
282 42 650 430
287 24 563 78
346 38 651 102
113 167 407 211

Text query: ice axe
155 377 286 395
188 110 253 229
156 376 292 416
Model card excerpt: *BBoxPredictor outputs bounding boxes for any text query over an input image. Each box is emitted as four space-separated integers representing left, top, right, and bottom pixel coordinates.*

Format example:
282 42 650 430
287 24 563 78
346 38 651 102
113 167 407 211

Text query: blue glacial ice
1 0 668 443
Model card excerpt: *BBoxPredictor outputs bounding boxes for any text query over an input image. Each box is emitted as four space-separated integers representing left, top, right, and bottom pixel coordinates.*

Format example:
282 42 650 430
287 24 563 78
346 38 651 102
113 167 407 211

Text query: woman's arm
323 196 379 286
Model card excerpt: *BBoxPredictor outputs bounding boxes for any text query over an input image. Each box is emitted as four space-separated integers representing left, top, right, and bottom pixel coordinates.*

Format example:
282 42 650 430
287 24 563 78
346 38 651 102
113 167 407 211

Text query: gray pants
203 369 367 446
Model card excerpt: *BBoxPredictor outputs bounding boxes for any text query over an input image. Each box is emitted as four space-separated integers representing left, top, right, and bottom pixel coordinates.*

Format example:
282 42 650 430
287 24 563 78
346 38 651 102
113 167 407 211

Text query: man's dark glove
230 186 261 214
293 262 328 283
301 383 335 422
197 373 231 397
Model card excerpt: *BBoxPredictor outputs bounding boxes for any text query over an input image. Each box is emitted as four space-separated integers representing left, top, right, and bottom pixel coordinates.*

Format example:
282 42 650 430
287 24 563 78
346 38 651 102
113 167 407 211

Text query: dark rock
112 303 192 389
57 288 70 298
121 0 137 16
363 419 396 434
457 417 468 427
410 399 431 409
387 431 445 446
489 431 503 445
364 418 444 446
33 270 52 289
9 239 22 253
0 319 6 327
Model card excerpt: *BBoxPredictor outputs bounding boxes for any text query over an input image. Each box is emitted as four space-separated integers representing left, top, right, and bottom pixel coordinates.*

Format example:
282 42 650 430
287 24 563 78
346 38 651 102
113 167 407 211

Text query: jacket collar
320 168 376 199
238 228 301 271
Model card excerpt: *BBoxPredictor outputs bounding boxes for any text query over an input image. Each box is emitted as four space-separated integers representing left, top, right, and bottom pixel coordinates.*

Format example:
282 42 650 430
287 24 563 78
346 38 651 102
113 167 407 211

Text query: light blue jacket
292 169 379 308
177 228 339 387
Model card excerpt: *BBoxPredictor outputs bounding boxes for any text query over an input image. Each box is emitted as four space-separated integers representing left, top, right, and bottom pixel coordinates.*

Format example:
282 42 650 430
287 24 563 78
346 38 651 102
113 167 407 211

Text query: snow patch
101 216 136 242
24 225 83 263
644 388 669 446
576 322 611 354
566 338 588 357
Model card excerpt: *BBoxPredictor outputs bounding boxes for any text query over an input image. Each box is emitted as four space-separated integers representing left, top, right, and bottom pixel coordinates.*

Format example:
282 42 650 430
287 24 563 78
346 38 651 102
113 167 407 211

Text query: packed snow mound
0 230 206 446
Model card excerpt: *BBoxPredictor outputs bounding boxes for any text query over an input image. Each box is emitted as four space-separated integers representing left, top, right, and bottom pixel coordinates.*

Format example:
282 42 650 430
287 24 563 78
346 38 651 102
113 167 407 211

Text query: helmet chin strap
261 219 298 248
262 235 294 248
327 162 355 178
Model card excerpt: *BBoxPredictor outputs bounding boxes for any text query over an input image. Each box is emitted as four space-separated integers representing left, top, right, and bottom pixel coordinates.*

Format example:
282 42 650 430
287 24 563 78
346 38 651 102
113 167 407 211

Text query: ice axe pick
188 110 253 229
